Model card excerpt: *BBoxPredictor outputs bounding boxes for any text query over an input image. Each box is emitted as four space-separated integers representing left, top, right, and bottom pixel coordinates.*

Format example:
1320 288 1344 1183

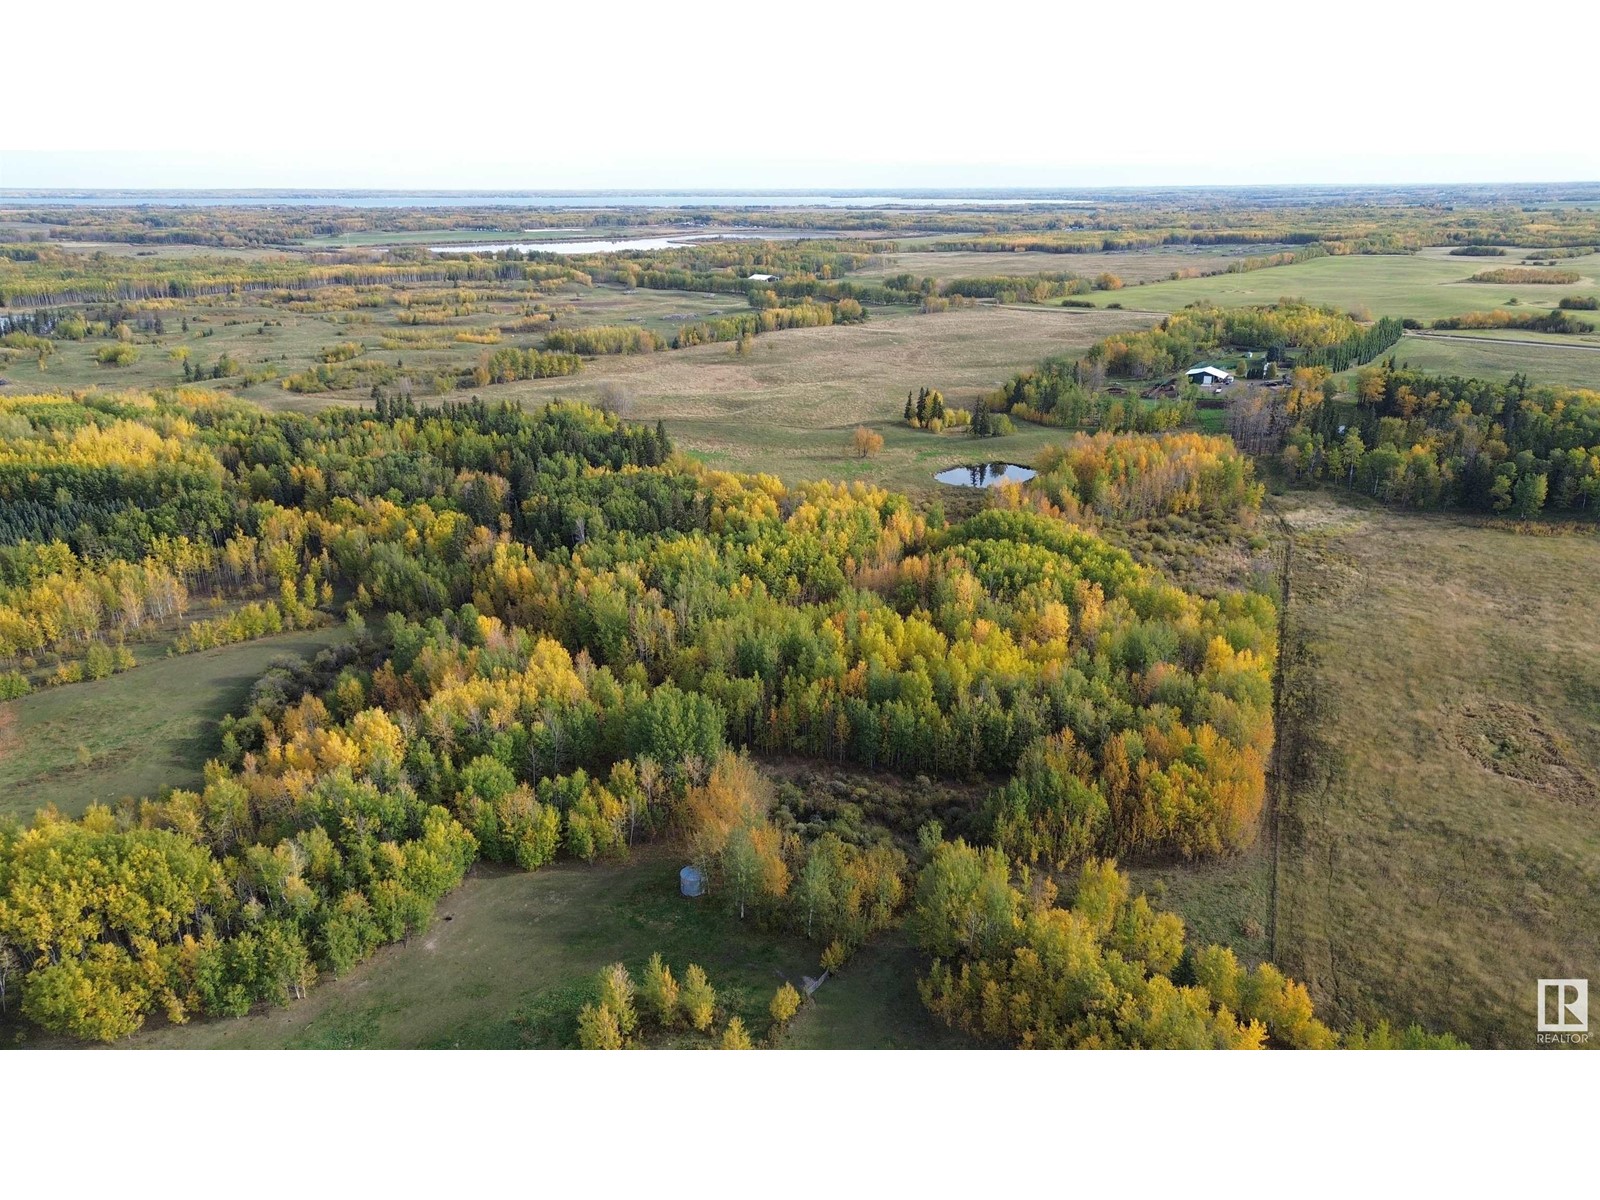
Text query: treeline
1431 309 1594 334
672 313 756 347
1524 246 1596 260
1297 316 1404 371
671 299 864 348
938 232 1330 253
466 346 584 386
1466 267 1580 285
574 956 767 1049
173 584 327 654
934 272 1117 303
544 325 665 355
0 246 587 308
903 386 951 430
1164 243 1330 282
1281 361 1600 515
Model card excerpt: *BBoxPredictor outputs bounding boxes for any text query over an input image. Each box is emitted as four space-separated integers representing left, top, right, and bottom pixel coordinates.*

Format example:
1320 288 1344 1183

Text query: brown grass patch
1446 699 1596 804
0 704 18 766
1267 490 1600 1047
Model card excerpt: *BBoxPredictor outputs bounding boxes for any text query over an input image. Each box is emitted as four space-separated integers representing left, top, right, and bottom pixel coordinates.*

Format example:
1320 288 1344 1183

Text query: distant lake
1 190 1092 209
429 232 772 255
935 463 1038 488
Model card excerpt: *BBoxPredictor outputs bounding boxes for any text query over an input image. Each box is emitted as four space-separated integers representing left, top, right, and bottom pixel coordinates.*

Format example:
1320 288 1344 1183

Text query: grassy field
1388 331 1600 390
1064 246 1600 322
109 846 958 1050
851 243 1280 286
1272 491 1600 1048
0 625 350 822
498 304 1155 492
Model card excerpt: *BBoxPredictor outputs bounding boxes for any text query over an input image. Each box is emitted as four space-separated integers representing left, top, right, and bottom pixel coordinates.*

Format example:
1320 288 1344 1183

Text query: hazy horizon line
5 181 1599 192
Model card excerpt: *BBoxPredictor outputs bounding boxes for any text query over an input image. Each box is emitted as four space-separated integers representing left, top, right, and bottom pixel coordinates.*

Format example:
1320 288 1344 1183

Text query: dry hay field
496 304 1156 491
1274 490 1600 1048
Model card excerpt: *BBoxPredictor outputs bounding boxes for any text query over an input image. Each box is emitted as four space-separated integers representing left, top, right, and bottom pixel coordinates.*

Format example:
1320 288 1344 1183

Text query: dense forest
1280 363 1600 514
1083 302 1401 380
0 246 588 309
0 390 1294 1042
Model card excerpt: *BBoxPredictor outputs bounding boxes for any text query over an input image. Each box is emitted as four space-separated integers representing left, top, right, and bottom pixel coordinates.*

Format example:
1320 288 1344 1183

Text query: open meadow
1388 331 1600 389
497 304 1154 490
0 625 350 823
1065 246 1600 322
1274 491 1600 1048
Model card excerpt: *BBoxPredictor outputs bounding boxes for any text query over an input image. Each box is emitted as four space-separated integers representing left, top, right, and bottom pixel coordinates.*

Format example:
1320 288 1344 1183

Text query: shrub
95 343 140 367
851 426 884 458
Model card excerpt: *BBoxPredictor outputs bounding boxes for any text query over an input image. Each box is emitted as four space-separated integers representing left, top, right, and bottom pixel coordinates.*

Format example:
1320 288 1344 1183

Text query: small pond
934 462 1037 488
429 232 767 255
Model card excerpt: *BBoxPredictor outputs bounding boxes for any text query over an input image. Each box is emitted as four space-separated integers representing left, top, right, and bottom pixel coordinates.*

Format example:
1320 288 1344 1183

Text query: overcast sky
5 0 1596 191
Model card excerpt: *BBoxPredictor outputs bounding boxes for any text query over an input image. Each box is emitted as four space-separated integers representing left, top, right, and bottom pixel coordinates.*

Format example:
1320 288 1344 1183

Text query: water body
430 232 771 255
934 463 1038 488
1 190 1088 209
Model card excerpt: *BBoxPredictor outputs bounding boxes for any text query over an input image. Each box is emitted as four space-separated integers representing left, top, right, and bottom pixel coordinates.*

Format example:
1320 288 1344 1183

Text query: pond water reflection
934 463 1037 488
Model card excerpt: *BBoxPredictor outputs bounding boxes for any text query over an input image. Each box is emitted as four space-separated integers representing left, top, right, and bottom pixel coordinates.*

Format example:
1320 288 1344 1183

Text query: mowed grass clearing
1386 331 1600 390
1275 491 1600 1048
113 845 958 1050
0 625 350 822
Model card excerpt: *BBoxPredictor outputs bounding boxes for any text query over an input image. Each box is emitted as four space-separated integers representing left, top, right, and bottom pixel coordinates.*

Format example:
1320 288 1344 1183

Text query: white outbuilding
1185 364 1235 387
